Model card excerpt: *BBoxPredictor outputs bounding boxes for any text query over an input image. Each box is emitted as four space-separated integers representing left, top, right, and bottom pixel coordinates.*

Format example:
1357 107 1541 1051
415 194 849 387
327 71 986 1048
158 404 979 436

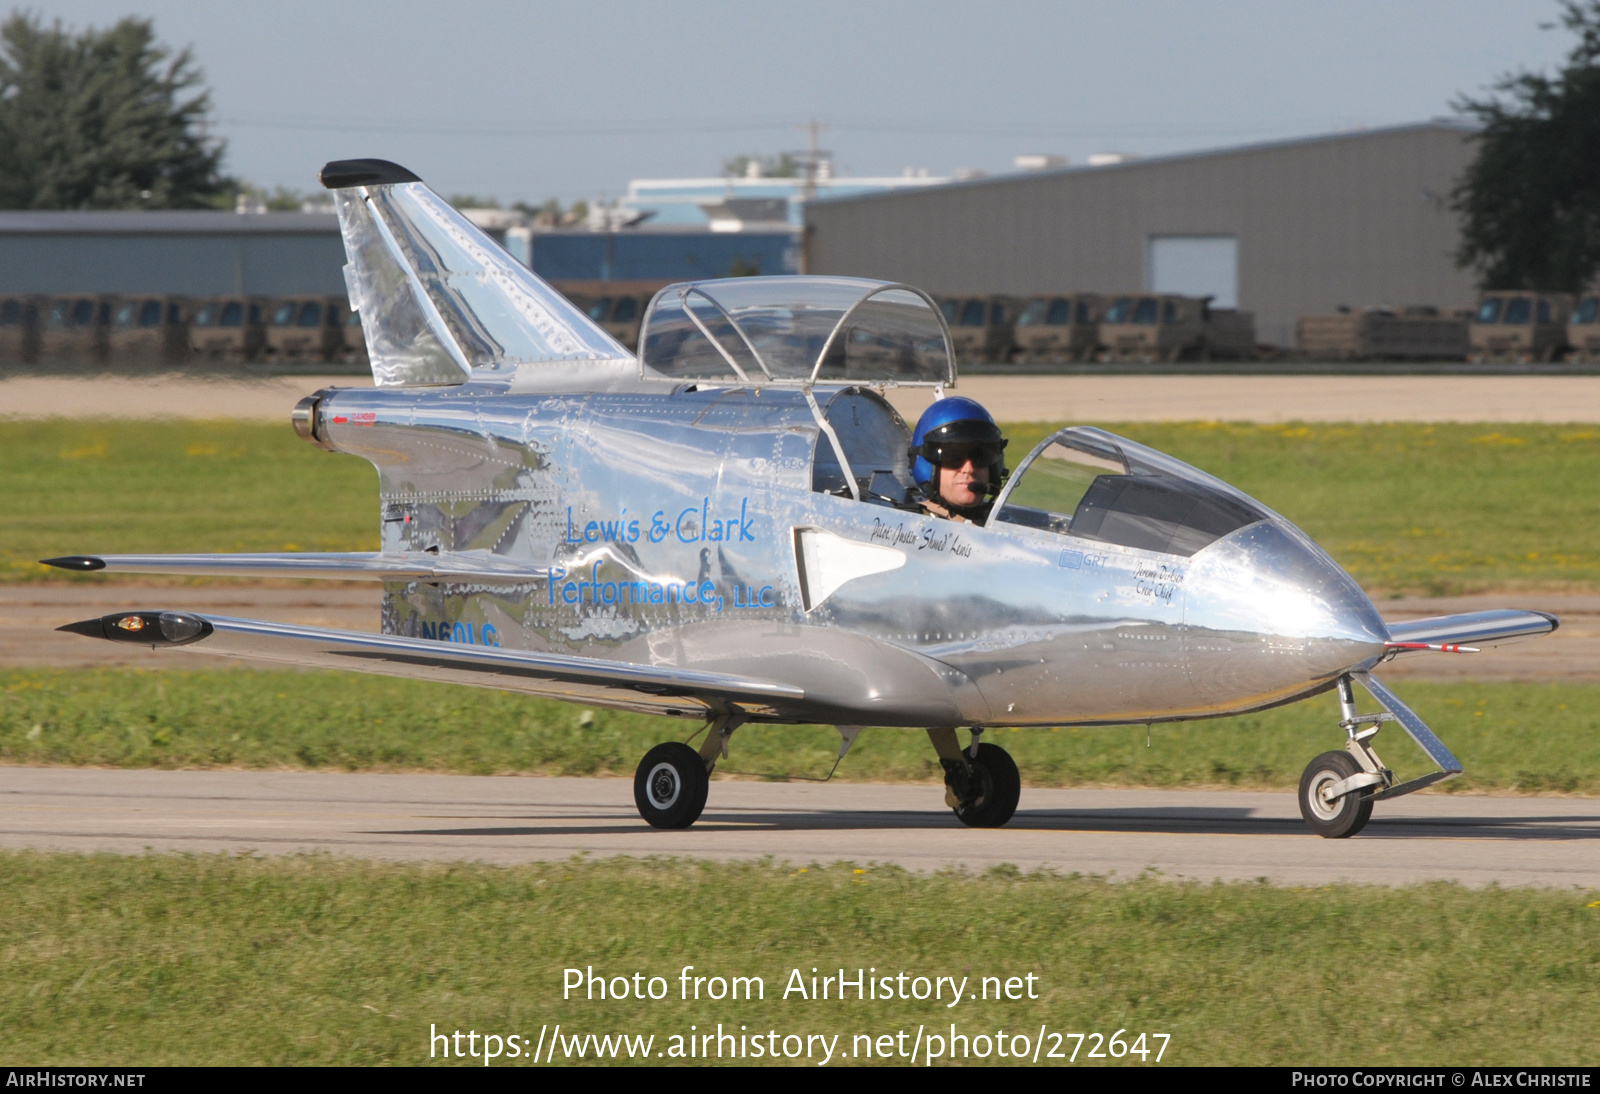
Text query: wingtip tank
56 611 213 646
40 555 105 572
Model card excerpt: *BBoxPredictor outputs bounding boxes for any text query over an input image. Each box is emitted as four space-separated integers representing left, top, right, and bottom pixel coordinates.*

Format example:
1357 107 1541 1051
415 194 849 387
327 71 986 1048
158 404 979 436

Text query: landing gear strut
1297 673 1465 839
929 727 1021 828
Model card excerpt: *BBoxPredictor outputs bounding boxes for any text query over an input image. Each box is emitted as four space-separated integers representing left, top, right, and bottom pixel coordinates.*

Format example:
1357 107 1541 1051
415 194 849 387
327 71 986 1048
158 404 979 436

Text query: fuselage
303 381 1389 729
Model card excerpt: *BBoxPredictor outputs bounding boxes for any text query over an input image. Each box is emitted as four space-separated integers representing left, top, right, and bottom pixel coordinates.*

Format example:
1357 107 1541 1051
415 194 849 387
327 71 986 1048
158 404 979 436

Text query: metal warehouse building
0 212 799 297
803 122 1478 346
0 212 349 297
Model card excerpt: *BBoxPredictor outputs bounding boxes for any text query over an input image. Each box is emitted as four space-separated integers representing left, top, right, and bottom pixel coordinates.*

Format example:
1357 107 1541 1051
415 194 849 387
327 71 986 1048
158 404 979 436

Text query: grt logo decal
418 621 500 646
566 498 758 545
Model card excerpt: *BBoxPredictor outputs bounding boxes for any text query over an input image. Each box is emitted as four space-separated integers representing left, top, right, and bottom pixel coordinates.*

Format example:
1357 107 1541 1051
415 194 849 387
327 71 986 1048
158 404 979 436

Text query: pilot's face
939 456 989 508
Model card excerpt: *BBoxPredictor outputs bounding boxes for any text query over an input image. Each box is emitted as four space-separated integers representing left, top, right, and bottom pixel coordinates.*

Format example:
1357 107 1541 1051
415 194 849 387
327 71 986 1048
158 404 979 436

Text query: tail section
320 158 635 389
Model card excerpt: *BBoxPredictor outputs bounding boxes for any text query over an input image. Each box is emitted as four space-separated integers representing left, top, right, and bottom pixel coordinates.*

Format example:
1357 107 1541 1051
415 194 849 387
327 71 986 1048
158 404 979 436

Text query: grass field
2 853 1596 1066
5 418 1599 592
5 669 1598 794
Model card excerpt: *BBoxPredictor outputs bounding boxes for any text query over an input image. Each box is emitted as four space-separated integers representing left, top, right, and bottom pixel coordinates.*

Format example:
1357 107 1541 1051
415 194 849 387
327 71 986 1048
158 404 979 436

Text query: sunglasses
926 441 1005 468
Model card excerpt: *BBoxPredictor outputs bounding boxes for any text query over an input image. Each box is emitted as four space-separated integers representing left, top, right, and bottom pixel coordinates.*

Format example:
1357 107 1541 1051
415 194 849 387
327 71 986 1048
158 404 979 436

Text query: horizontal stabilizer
41 552 550 584
57 612 804 719
320 158 635 388
1384 609 1558 658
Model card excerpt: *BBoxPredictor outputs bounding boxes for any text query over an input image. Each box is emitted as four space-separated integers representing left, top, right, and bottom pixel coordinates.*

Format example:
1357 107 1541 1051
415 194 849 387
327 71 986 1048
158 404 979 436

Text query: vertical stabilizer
319 158 635 389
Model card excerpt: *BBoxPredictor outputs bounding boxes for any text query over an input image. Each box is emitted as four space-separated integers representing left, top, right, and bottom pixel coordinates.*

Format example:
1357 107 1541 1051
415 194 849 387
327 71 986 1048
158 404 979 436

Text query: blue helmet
909 396 1008 499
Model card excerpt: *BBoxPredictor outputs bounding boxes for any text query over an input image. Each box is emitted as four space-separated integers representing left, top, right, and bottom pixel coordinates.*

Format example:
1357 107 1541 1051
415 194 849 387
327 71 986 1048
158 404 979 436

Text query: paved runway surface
6 373 1600 423
3 767 1596 888
6 583 1592 679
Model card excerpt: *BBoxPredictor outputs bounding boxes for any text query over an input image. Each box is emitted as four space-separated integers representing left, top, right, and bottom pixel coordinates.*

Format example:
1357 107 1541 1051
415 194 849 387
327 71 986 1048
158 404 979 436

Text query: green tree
0 13 229 209
1453 1 1600 291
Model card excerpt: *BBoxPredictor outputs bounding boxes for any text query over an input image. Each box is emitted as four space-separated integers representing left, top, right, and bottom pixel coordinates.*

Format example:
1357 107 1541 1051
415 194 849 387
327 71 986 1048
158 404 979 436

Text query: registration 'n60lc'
47 159 1558 836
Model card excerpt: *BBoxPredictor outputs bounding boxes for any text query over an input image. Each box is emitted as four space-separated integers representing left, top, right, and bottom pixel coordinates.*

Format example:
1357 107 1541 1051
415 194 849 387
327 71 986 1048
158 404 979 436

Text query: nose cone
1184 520 1388 710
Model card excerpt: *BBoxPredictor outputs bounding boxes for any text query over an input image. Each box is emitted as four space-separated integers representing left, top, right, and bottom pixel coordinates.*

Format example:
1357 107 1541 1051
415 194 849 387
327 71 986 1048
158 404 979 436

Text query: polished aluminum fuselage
309 381 1389 730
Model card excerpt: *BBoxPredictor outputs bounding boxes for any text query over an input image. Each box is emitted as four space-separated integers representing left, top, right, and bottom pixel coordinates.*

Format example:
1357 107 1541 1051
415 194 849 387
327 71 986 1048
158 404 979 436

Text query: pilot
908 396 1008 523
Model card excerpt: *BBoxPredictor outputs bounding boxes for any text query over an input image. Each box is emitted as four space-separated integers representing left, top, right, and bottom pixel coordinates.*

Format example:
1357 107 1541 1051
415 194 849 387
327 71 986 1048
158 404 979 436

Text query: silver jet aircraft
48 159 1558 838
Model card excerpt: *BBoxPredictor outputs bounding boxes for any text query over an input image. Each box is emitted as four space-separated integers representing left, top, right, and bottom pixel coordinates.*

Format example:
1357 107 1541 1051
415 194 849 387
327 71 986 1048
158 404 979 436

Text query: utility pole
800 119 824 203
796 121 829 275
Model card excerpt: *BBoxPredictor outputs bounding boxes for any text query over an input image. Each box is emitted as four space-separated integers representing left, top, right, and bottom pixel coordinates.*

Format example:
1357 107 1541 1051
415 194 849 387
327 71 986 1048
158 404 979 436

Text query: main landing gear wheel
1298 750 1374 839
633 742 709 830
953 743 1021 828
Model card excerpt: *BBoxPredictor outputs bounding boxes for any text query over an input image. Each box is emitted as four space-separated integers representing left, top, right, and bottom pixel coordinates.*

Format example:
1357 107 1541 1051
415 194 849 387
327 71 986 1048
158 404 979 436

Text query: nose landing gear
1297 673 1465 839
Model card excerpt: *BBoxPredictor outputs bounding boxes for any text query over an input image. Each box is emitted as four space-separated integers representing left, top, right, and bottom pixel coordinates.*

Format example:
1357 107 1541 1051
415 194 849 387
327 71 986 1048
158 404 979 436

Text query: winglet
40 555 106 572
320 159 422 189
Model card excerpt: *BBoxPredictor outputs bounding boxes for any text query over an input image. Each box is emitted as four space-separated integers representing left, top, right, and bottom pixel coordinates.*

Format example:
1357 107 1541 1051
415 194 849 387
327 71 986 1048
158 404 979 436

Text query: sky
27 0 1582 205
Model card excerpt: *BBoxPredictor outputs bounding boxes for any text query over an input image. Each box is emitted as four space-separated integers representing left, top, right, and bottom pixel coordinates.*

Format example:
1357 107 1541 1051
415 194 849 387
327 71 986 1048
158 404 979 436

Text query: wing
1383 609 1558 657
319 157 637 389
59 610 804 720
42 552 547 584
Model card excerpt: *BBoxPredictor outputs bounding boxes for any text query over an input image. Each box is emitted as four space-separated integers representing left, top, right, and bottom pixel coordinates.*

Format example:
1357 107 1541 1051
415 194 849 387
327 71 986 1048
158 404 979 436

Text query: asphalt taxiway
2 767 1595 888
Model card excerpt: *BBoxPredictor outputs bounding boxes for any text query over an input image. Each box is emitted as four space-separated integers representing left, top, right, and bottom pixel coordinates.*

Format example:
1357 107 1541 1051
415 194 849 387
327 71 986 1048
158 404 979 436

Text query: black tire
633 742 709 830
953 743 1021 828
1298 750 1374 838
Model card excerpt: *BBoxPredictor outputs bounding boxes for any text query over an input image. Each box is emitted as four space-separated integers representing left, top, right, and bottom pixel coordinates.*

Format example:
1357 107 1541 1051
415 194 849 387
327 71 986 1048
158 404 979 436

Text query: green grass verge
5 419 1599 592
5 669 1598 794
1003 420 1600 595
2 419 377 583
3 853 1597 1065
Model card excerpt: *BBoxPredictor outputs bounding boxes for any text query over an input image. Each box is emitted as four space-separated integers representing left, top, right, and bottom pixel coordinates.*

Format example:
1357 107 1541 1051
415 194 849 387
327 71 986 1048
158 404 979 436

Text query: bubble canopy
638 276 955 386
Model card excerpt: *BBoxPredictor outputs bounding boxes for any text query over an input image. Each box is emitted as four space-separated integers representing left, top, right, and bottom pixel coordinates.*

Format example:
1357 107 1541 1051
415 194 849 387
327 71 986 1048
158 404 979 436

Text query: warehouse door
1148 236 1237 308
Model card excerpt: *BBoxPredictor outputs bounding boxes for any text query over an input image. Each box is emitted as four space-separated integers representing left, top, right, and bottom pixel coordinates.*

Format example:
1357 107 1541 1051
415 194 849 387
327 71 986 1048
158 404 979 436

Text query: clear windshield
990 426 1269 557
639 275 953 385
1578 297 1599 324
1476 297 1502 323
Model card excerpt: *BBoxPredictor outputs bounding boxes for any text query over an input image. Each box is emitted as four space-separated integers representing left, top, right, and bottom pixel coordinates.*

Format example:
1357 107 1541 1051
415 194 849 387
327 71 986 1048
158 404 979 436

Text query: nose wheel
1298 750 1374 838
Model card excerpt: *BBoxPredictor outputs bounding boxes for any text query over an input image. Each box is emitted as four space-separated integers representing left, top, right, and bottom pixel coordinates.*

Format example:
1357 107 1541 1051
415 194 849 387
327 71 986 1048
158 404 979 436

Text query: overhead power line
212 113 1391 143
